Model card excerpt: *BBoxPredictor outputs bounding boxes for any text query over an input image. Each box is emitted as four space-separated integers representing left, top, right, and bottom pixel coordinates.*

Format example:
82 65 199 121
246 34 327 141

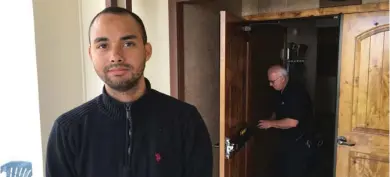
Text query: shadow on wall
0 161 32 177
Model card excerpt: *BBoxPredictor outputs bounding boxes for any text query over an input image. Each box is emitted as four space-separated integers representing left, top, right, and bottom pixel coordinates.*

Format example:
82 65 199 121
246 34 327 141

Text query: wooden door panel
336 11 389 177
348 152 389 177
219 11 249 177
354 27 389 134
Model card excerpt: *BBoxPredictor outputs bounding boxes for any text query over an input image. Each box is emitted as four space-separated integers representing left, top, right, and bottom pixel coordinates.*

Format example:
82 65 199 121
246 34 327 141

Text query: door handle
337 136 355 146
225 138 236 159
211 138 236 159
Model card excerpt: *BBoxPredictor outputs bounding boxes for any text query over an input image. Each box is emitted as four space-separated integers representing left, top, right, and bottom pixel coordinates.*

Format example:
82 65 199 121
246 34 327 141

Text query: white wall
0 0 171 176
131 0 171 95
32 0 106 171
80 0 106 100
0 1 44 177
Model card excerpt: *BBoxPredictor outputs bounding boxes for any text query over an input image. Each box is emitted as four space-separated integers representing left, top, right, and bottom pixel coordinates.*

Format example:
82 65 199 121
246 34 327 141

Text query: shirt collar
98 78 152 120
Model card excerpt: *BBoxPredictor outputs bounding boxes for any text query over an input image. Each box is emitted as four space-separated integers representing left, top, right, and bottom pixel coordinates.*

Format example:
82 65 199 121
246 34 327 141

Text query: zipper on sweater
125 103 133 167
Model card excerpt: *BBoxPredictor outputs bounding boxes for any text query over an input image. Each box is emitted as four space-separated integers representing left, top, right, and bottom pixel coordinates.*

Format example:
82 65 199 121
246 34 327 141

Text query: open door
219 11 251 177
219 11 288 177
336 11 389 177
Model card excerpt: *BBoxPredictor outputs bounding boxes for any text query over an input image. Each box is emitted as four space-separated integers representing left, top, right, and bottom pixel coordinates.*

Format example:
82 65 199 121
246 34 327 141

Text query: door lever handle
213 138 237 159
337 136 355 146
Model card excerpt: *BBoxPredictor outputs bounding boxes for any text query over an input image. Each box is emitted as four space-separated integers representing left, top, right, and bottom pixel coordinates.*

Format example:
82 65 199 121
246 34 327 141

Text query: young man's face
89 13 152 92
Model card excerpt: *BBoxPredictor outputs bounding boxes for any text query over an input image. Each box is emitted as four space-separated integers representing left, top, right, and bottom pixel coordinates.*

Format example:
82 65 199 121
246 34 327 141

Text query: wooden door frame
105 0 132 11
244 2 389 21
168 0 204 100
168 1 389 100
168 0 214 100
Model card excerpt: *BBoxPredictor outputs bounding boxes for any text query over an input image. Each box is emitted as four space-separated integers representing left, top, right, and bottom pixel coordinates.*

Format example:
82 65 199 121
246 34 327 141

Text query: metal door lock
337 136 355 146
225 138 236 159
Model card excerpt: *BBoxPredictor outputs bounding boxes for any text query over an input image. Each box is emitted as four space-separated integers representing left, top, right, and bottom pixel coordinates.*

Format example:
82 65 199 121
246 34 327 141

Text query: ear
88 45 92 61
144 43 152 62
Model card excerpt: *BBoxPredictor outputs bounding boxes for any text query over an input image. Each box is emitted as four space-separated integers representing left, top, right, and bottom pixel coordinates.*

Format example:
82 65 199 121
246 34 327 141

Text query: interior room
248 15 340 177
181 2 389 177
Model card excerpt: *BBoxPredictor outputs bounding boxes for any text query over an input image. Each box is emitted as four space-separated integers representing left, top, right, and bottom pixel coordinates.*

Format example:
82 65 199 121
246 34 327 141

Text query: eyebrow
93 37 108 44
121 35 137 41
93 35 138 44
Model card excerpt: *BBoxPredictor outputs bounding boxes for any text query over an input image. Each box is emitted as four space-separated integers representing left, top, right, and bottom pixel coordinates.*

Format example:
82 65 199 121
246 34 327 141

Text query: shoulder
285 81 309 96
147 90 202 120
54 96 100 130
149 89 198 111
284 82 312 107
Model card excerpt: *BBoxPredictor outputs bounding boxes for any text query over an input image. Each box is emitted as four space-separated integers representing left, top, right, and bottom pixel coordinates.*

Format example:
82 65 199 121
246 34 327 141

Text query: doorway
248 15 340 177
178 4 389 177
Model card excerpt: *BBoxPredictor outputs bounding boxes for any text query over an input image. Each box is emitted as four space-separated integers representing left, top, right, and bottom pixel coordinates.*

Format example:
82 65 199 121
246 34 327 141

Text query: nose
110 55 123 63
110 44 124 63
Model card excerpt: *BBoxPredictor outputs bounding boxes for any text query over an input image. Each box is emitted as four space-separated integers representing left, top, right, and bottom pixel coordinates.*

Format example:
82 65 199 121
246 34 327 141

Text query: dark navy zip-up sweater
45 79 213 177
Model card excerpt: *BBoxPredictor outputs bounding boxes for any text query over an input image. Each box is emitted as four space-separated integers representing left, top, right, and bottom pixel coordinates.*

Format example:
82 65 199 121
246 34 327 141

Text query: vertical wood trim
219 12 226 177
169 0 185 100
244 41 251 177
106 0 118 7
126 0 132 11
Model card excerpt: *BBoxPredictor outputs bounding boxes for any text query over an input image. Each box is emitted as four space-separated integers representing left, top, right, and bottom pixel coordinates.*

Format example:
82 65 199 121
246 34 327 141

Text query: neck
105 77 146 103
281 78 289 93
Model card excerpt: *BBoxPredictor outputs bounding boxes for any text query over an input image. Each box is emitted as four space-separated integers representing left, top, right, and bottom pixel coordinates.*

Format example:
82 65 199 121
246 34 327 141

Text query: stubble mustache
103 63 132 73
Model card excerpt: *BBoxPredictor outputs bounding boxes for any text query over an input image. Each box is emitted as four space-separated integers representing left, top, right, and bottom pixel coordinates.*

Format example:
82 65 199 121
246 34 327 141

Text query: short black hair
88 7 147 44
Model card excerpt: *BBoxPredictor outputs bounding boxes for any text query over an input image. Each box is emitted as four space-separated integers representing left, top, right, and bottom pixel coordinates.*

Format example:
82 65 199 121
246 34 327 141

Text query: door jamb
105 0 117 7
168 0 212 100
105 0 132 10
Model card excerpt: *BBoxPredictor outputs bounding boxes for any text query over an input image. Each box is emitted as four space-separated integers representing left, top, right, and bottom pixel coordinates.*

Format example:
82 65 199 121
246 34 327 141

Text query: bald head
268 65 288 91
268 65 288 78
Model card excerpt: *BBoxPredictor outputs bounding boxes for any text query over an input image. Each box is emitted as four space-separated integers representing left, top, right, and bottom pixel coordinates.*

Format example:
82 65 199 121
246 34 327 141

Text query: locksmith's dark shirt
274 81 313 141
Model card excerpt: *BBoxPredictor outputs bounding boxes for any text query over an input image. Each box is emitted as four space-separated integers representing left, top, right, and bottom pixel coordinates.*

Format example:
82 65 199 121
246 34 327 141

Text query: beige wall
33 0 171 173
131 0 171 95
80 0 107 100
33 0 104 168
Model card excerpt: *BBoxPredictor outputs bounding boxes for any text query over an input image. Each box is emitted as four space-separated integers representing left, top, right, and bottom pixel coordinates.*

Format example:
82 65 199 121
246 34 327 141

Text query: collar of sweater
99 78 152 120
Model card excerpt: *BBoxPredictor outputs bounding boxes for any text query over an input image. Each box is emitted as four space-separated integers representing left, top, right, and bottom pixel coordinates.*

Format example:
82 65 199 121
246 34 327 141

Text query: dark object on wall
320 0 361 8
286 42 307 85
288 42 308 58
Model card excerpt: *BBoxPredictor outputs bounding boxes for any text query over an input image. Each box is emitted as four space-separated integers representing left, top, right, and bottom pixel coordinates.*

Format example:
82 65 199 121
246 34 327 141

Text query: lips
107 68 129 75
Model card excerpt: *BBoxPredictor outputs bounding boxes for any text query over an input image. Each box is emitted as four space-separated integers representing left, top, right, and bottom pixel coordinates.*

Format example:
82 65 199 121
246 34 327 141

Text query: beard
99 60 146 92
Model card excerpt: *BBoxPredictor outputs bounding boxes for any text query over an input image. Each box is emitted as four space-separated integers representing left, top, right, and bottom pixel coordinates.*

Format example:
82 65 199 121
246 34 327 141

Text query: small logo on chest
155 153 162 163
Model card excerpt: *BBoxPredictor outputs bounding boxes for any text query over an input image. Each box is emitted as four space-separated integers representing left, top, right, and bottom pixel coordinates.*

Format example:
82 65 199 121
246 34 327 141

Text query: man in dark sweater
45 7 213 177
